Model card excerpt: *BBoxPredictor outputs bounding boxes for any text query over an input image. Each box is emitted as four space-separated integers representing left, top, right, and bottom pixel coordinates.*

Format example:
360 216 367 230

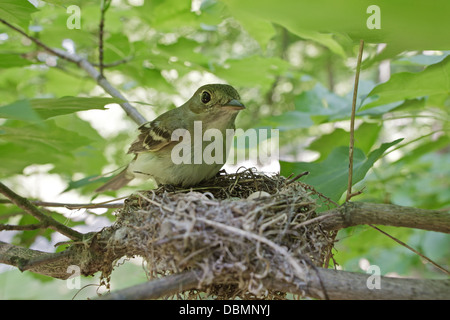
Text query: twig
0 222 45 231
297 182 338 207
346 40 365 202
0 19 74 62
286 171 309 184
0 18 147 126
0 199 125 209
98 0 112 77
369 224 450 275
92 56 133 68
0 182 83 240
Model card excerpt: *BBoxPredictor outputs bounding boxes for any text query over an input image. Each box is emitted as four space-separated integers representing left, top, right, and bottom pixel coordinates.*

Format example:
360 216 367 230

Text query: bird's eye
201 91 211 104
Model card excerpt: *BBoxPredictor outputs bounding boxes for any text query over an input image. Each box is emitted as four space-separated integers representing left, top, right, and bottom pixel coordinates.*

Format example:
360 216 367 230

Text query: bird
95 83 245 192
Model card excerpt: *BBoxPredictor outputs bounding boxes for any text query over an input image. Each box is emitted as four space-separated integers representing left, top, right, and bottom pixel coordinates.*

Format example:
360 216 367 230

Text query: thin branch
0 199 125 209
98 0 112 77
0 18 147 126
96 270 201 300
369 224 450 275
0 19 74 61
91 56 133 68
0 222 46 231
321 201 450 234
0 182 83 240
346 39 365 202
57 47 147 125
286 171 309 184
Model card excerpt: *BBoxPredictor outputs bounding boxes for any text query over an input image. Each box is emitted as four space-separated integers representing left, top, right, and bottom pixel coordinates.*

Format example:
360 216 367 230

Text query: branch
92 56 133 68
98 0 112 77
0 222 45 231
369 224 449 275
96 267 450 300
265 267 450 300
0 18 147 126
0 240 75 279
320 201 450 234
1 199 448 299
2 235 449 300
0 199 124 209
97 270 201 300
0 182 83 240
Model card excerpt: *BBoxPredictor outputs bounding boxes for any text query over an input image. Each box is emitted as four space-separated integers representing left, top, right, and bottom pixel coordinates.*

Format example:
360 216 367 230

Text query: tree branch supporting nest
97 268 450 300
1 172 449 300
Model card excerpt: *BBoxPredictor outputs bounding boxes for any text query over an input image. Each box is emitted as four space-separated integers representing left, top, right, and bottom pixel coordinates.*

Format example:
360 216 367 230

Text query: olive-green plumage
96 84 245 192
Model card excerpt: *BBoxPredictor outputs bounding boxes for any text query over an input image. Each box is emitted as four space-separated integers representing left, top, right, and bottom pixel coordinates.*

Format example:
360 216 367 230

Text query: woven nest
106 168 336 299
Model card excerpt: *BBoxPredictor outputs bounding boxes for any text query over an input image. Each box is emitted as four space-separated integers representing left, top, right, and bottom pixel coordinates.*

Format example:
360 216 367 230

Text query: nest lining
106 169 336 299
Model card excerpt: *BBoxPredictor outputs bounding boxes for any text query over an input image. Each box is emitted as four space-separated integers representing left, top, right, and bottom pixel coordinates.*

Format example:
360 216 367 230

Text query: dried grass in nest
108 168 336 299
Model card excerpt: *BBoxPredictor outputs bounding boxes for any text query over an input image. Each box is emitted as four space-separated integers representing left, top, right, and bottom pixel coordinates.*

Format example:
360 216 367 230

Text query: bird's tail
95 168 133 192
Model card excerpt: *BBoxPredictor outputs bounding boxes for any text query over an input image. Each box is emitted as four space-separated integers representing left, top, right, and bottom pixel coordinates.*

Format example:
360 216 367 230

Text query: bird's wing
127 108 186 154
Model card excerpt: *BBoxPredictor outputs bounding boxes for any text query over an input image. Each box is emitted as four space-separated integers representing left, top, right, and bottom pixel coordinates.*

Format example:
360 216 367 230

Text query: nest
106 168 336 299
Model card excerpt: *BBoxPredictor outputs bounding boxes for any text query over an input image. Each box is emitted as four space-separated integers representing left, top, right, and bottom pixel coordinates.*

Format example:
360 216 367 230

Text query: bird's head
188 84 245 114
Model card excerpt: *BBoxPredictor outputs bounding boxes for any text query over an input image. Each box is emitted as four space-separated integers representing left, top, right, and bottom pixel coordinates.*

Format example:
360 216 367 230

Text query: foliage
0 0 448 296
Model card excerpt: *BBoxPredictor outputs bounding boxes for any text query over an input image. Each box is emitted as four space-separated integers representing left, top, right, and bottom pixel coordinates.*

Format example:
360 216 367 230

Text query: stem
99 0 112 77
0 199 124 209
369 224 449 275
0 182 83 240
346 39 365 202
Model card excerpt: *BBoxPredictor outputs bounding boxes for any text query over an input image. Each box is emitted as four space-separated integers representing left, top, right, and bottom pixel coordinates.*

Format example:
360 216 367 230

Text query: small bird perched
96 84 245 192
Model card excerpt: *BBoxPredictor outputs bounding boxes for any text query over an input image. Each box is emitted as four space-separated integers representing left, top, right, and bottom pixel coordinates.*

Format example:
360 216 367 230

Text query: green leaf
257 111 313 131
222 0 450 53
0 119 91 152
286 28 347 58
362 56 450 110
0 142 50 176
0 99 42 122
308 123 382 161
215 56 289 90
157 38 209 66
394 135 450 165
0 97 121 121
0 115 108 178
294 82 351 122
143 0 199 31
280 139 403 202
0 53 34 68
225 3 275 50
30 97 121 119
50 114 109 177
0 0 38 28
63 175 110 193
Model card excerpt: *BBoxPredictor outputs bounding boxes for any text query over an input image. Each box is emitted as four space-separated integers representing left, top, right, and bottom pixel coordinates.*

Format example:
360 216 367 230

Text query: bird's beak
222 99 245 110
